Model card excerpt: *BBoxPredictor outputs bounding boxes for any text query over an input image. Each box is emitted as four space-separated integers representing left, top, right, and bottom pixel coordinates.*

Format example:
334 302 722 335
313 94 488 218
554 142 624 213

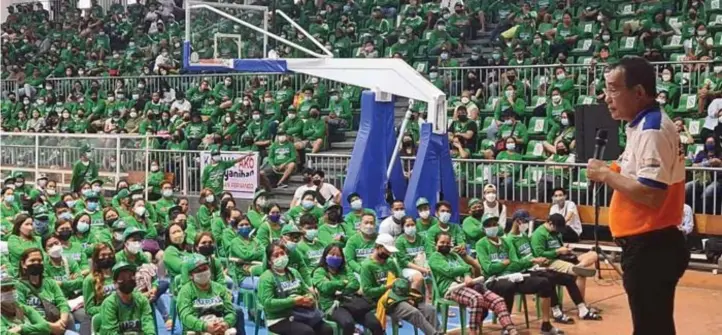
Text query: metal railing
306 153 722 215
439 60 712 103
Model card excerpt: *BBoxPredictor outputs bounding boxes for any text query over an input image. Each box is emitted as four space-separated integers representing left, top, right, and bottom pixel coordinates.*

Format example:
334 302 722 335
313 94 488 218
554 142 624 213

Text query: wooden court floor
451 266 722 335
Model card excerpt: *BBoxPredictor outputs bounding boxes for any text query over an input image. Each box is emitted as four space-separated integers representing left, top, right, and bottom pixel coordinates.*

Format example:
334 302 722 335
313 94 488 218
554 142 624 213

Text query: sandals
553 313 575 324
581 311 603 320
589 306 603 314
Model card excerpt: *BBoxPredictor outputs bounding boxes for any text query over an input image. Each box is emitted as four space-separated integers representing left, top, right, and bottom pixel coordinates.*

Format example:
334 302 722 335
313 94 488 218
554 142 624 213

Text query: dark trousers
330 307 384 335
531 271 584 307
486 275 554 310
559 225 581 243
268 318 334 335
618 227 690 335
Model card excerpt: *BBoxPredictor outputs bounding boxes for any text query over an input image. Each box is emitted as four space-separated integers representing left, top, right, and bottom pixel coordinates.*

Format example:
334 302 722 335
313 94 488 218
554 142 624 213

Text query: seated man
475 214 565 335
548 188 582 242
294 106 327 153
261 129 297 189
359 233 441 335
531 214 598 300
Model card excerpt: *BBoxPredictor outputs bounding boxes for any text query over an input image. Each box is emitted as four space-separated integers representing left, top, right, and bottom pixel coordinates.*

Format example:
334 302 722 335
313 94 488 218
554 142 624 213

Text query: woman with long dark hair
312 244 383 335
257 241 333 335
81 242 116 318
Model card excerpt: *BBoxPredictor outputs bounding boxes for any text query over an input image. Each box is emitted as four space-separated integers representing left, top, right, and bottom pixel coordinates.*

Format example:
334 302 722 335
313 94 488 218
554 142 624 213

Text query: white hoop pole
276 10 333 57
386 108 412 179
189 4 330 58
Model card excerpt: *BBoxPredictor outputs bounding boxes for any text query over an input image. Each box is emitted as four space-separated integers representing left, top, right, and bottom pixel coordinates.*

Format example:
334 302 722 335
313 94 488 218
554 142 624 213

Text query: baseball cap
112 262 136 280
415 197 430 208
481 214 499 227
123 227 146 242
512 209 533 222
281 224 303 236
375 233 399 253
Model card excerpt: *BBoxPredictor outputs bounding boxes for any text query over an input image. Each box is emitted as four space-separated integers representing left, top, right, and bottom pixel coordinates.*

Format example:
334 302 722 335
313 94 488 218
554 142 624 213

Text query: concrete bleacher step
330 141 355 150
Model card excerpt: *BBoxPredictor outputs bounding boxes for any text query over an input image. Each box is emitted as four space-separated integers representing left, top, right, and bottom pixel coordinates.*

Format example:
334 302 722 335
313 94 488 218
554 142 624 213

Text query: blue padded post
341 91 405 218
403 123 460 222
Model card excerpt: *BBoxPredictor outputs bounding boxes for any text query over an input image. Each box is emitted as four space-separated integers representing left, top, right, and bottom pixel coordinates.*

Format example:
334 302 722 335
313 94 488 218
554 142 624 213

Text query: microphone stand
592 182 623 279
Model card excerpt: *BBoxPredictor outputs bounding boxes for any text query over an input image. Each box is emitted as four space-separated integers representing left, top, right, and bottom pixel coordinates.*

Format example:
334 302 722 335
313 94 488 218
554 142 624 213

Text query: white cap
375 233 398 253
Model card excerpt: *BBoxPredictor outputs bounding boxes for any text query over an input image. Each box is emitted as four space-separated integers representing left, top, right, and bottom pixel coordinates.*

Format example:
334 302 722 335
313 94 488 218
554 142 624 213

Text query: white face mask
192 270 212 285
126 241 142 254
130 112 138 118
361 224 376 235
46 189 56 196
560 118 569 126
350 199 363 210
392 209 406 220
205 195 215 203
461 97 470 104
438 211 452 223
552 95 561 104
48 244 64 258
662 74 671 81
134 206 146 217
556 73 566 80
485 193 497 202
506 143 516 151
252 114 260 120
287 114 296 119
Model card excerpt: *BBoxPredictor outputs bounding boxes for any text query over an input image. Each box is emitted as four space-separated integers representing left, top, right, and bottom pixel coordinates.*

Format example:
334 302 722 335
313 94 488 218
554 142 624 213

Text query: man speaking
586 57 690 335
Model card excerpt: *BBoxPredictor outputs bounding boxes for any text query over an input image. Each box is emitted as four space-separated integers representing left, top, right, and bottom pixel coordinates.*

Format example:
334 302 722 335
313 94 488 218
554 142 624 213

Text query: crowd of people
1 156 611 335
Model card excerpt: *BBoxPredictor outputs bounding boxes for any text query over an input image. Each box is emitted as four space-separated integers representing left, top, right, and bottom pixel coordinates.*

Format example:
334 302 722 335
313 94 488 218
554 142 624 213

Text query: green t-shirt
99 291 156 335
359 257 400 302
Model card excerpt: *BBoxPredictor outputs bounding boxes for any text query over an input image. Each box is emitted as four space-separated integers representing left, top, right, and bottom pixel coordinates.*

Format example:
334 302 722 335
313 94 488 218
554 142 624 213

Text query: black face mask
25 263 44 276
458 115 468 122
312 179 321 186
557 149 568 155
97 258 115 269
438 245 452 255
377 251 390 260
106 217 117 226
57 230 72 241
198 244 216 256
471 210 483 219
118 279 136 294
327 211 341 223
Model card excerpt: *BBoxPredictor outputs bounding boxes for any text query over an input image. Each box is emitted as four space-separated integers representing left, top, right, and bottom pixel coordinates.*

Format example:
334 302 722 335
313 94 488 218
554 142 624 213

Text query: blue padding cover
341 91 405 218
403 123 460 222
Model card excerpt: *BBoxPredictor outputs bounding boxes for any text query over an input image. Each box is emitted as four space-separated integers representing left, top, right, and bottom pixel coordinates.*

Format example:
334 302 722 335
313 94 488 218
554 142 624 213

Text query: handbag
273 270 324 326
40 297 61 322
339 295 374 316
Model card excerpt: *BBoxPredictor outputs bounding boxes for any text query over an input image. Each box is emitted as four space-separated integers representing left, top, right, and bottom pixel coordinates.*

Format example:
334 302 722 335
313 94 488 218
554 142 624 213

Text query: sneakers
572 266 596 278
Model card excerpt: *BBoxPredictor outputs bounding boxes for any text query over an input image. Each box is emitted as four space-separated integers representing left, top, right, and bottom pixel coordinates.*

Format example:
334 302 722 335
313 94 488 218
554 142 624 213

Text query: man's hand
532 257 549 265
464 277 474 287
556 247 571 255
453 245 467 256
502 259 511 266
587 159 611 183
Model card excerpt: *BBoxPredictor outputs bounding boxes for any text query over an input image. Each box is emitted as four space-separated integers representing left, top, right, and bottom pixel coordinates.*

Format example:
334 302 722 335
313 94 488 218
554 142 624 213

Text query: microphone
592 129 609 160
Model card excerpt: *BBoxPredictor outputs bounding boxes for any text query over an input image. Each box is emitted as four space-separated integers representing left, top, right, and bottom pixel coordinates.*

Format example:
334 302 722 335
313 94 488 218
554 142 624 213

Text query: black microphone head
595 129 608 145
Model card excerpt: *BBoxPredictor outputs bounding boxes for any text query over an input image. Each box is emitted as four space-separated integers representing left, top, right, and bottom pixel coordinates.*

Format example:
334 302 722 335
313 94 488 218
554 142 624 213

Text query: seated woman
228 215 264 290
15 248 75 335
359 234 441 335
44 234 91 334
257 241 333 335
98 262 156 335
193 232 227 286
543 110 575 155
82 243 117 319
255 203 284 249
504 210 601 322
430 232 518 335
394 216 431 298
475 216 565 335
312 244 384 335
177 257 244 335
163 222 193 281
531 214 599 302
0 274 52 334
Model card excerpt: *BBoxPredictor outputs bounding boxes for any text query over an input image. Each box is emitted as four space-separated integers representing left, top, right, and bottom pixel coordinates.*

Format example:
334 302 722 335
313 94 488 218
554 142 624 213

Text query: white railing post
35 134 39 181
115 136 121 188
144 135 150 201
182 154 189 196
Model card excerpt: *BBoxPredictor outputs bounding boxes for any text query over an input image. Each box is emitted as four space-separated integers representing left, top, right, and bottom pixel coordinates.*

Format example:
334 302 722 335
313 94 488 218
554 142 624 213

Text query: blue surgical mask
484 226 499 237
305 229 318 240
285 241 297 251
326 255 343 269
3 195 14 203
86 201 99 212
302 200 314 210
237 226 252 238
60 212 74 220
33 220 49 235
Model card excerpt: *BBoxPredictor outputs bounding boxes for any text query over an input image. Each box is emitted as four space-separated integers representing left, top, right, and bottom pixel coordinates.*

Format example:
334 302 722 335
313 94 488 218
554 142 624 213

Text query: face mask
705 143 716 151
77 221 90 233
302 200 315 210
504 119 513 125
4 195 14 203
602 34 610 42
505 90 514 99
418 210 430 219
393 210 406 220
272 255 289 270
57 229 72 241
438 245 452 255
65 200 76 208
461 97 470 104
518 222 530 234
326 255 343 269
1 291 17 303
252 114 261 120
87 201 99 212
552 95 562 104
193 270 212 285
484 226 499 237
26 263 44 276
438 212 451 223
134 206 146 217
362 224 376 235
198 244 215 256
305 229 318 240
126 241 142 254
699 30 707 36
118 279 136 294
429 72 438 79
404 226 417 237
350 199 363 210
48 244 64 258
33 220 49 235
129 111 138 118
506 143 516 151
556 73 566 80
205 195 215 203
238 226 252 238
440 52 449 60
288 113 296 119
150 165 159 172
268 213 281 223
377 251 391 260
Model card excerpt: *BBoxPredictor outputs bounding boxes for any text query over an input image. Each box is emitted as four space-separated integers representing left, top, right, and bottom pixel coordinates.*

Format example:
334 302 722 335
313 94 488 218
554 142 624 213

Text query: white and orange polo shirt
609 107 686 238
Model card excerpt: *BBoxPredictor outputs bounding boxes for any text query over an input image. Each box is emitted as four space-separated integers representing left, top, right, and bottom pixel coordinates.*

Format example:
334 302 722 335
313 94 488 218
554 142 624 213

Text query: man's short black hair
609 57 657 98
552 187 567 196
